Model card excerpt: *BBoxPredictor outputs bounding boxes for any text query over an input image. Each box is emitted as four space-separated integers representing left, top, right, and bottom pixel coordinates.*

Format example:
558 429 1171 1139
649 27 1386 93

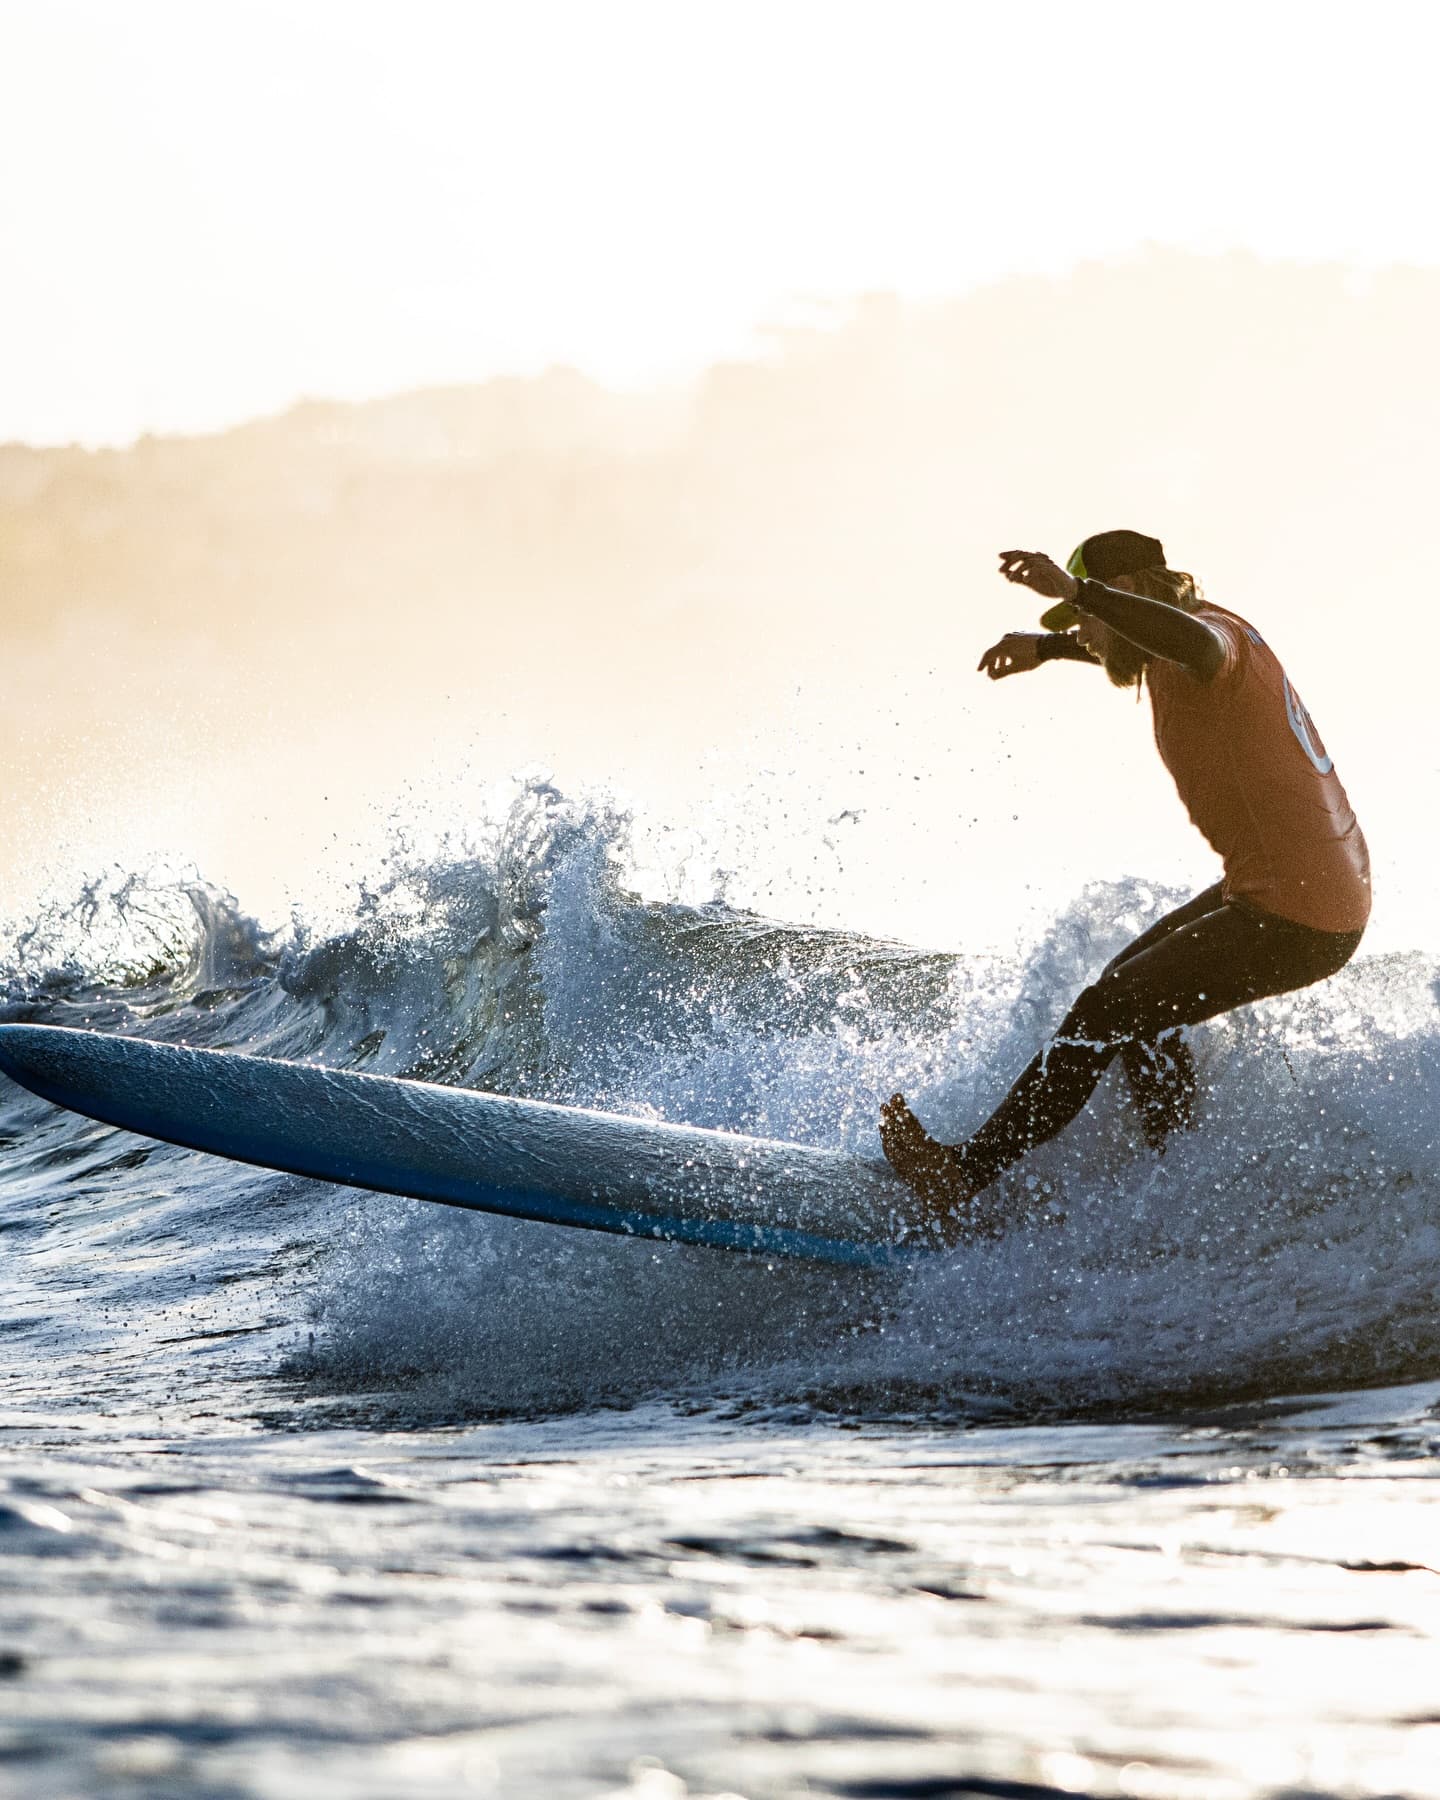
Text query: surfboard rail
0 1023 937 1267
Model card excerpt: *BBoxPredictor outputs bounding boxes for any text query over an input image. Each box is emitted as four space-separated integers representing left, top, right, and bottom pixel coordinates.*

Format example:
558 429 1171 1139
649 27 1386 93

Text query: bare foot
879 1093 980 1241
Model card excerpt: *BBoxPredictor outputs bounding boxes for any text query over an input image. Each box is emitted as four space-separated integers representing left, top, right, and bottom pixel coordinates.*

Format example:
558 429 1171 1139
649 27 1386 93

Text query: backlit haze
2 0 1436 953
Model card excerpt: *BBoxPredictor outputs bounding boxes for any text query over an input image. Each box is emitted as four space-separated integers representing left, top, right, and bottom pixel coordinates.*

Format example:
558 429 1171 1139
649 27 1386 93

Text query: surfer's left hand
998 549 1079 603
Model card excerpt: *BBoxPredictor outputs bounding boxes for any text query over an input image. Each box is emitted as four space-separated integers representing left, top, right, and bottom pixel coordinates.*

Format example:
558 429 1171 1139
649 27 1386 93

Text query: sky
2 0 1437 959
3 0 1439 446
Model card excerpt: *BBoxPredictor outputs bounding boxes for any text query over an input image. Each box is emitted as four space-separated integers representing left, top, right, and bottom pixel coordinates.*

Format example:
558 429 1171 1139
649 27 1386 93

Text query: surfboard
0 1023 937 1267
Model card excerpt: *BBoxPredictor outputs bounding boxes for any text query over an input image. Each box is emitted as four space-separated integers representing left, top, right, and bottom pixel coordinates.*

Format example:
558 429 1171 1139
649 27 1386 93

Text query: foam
3 778 1438 1418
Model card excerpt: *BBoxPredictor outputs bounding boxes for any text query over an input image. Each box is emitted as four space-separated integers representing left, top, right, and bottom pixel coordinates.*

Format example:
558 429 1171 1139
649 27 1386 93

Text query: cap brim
1039 601 1079 631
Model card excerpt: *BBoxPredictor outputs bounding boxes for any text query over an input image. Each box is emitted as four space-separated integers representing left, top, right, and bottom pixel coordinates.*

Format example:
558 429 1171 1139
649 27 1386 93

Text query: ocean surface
3 782 1438 1799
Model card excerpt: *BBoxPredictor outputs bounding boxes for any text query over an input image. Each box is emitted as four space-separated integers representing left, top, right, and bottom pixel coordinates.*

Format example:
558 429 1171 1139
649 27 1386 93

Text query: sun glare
3 0 1438 445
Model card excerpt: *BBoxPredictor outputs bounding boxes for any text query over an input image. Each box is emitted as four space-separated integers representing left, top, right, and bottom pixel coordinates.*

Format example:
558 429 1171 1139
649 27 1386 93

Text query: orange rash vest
1145 606 1371 934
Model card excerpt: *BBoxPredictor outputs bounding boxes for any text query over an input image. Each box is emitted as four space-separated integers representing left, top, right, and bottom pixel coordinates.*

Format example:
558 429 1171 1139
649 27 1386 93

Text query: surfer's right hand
977 632 1043 680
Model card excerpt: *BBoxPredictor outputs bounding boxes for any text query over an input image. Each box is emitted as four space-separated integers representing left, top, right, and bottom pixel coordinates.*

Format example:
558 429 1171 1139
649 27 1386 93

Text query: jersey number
1284 677 1333 775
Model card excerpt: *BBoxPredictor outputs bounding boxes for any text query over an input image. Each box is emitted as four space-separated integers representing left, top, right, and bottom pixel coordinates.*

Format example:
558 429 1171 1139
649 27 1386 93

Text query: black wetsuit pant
955 882 1363 1194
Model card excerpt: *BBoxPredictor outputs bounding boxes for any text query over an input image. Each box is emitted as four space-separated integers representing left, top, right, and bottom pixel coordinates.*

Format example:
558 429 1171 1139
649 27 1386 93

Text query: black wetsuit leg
1105 883 1226 1150
954 895 1362 1196
1118 1031 1199 1152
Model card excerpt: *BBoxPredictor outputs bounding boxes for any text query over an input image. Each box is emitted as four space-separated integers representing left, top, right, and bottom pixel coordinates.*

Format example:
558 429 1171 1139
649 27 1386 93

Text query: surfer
879 530 1370 1239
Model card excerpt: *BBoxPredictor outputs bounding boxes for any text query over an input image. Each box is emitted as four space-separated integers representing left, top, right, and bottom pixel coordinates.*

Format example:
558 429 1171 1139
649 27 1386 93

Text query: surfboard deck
0 1024 939 1267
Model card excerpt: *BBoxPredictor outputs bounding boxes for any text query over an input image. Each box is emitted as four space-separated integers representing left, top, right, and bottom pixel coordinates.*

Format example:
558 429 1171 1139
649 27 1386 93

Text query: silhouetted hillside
6 251 1436 693
2 247 1434 931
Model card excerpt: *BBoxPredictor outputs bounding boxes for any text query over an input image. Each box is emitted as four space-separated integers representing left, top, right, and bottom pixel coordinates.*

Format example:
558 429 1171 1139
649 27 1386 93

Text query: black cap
1069 529 1166 583
1039 529 1169 628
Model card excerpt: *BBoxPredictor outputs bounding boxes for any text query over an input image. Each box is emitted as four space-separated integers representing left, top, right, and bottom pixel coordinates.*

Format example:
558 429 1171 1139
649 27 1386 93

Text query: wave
2 778 1438 1419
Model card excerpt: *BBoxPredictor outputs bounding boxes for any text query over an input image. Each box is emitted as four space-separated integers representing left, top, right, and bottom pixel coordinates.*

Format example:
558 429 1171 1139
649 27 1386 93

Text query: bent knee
1061 980 1180 1050
1057 983 1130 1052
1065 979 1188 1051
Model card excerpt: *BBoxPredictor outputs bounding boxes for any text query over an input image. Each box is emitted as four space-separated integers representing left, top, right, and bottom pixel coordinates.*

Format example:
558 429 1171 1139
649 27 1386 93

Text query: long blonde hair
1101 566 1205 690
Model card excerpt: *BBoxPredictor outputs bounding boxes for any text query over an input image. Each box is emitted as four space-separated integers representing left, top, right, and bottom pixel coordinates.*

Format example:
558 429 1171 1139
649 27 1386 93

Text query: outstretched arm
998 550 1226 681
1073 578 1225 680
977 631 1098 680
1037 633 1100 667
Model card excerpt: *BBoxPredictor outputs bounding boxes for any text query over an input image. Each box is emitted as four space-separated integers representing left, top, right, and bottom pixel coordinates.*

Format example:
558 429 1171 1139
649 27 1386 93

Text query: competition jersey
1145 606 1370 934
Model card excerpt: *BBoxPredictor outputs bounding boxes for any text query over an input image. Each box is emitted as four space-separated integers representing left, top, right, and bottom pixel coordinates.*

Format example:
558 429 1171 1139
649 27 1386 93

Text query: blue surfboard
0 1024 937 1267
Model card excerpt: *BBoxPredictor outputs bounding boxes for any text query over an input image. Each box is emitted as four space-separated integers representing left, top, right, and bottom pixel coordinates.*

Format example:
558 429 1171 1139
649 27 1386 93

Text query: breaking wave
2 778 1437 1420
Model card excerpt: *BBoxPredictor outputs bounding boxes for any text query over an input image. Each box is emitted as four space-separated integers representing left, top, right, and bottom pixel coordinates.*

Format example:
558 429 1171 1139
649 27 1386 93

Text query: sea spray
2 778 1437 1419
